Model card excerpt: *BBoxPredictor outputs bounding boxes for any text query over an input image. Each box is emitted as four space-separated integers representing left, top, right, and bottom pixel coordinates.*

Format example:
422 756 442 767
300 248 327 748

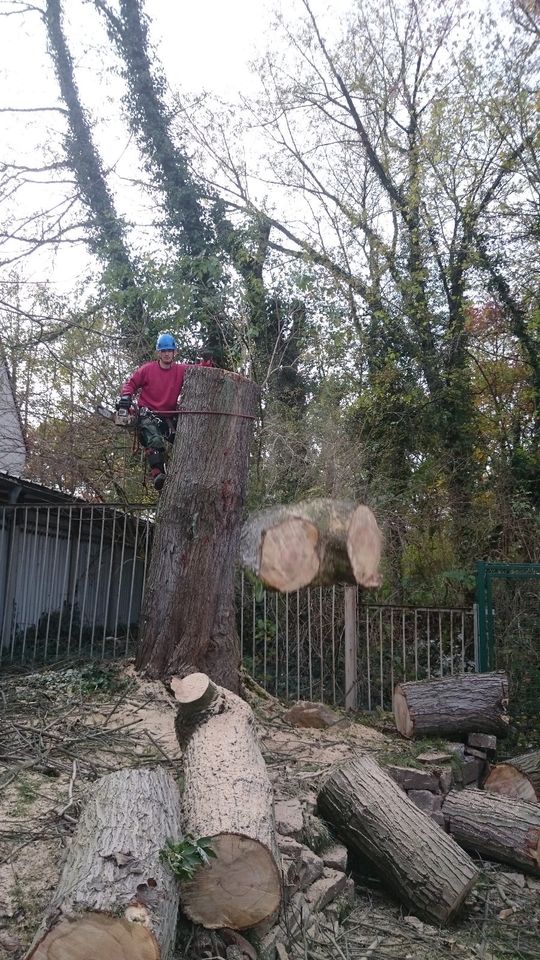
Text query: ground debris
0 662 538 960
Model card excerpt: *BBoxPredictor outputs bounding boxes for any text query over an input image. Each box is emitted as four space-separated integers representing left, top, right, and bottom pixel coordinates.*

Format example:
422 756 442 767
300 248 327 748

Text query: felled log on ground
484 749 540 802
393 671 509 739
443 789 540 875
240 498 382 592
317 754 479 924
172 673 281 930
27 768 182 960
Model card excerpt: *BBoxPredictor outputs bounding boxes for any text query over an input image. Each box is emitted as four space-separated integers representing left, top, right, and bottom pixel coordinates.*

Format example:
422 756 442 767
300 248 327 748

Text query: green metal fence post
475 561 490 672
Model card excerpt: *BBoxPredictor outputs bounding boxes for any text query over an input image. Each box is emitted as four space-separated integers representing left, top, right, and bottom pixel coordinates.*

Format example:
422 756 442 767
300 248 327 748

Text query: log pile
318 754 479 924
241 498 382 591
172 673 282 930
393 671 509 739
26 767 182 960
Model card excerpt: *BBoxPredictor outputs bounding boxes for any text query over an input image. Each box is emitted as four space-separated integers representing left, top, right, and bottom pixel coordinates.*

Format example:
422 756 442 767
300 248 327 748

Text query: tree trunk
172 673 281 930
483 749 540 802
136 367 260 692
26 767 182 960
393 672 509 739
240 498 382 591
443 789 540 875
317 754 479 925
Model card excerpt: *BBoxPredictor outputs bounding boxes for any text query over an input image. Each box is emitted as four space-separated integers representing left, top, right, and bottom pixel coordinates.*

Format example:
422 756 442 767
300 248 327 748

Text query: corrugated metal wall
0 505 154 663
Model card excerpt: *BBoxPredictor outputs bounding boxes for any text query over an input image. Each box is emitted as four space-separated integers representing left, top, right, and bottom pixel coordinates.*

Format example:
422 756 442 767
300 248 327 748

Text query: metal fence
0 503 476 709
0 504 153 665
239 583 476 710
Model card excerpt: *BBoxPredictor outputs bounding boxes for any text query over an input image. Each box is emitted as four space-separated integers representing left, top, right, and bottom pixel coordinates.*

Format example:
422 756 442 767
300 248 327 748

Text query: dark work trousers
138 412 177 467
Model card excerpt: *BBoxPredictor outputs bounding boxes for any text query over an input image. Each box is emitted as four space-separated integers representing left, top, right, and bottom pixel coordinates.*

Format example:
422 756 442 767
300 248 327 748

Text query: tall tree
208 0 538 561
44 0 147 352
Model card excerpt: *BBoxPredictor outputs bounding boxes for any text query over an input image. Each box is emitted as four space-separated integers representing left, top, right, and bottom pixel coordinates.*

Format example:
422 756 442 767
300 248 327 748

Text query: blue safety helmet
156 333 177 351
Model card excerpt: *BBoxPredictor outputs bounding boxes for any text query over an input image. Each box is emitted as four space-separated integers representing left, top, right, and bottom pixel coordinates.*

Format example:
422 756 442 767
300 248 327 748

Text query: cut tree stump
443 789 540 875
483 749 540 802
136 367 260 692
393 671 509 739
26 767 182 960
240 498 382 591
317 754 479 924
172 673 281 930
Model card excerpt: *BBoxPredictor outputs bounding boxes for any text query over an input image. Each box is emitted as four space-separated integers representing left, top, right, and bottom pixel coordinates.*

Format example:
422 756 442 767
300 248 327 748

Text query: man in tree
117 333 213 490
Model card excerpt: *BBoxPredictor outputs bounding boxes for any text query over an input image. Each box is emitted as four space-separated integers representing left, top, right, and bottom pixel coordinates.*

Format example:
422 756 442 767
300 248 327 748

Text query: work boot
153 472 166 492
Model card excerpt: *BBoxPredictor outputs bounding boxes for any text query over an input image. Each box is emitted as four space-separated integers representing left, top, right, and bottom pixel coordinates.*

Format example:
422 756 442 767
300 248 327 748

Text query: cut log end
483 764 538 803
181 833 281 930
260 518 319 592
171 672 211 704
393 684 414 738
347 505 383 587
29 913 159 960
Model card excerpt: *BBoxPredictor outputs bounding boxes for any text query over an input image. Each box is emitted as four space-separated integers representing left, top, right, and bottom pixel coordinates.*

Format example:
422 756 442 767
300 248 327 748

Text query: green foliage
77 663 130 695
159 836 217 882
14 777 39 814
301 814 335 854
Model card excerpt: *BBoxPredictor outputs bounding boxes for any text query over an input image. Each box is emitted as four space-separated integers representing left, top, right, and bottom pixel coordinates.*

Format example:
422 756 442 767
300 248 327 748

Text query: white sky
0 0 328 291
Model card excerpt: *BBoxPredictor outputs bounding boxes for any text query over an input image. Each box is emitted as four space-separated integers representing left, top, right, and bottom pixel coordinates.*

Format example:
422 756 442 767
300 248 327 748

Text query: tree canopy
0 0 538 602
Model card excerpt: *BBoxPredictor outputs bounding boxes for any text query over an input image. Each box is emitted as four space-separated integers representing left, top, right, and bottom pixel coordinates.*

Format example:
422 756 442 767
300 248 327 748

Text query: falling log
393 671 509 739
317 754 479 924
443 789 540 875
26 767 182 960
483 749 540 802
240 498 382 592
172 673 281 930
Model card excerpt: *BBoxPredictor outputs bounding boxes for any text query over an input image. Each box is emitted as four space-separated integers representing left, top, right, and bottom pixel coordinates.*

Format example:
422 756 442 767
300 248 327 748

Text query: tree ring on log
181 832 281 929
30 912 159 959
483 748 540 803
393 685 414 738
347 505 383 587
259 518 319 592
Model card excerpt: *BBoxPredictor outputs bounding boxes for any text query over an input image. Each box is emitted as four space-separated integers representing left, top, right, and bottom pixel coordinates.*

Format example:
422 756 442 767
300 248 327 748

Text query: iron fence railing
239 584 475 710
0 503 476 709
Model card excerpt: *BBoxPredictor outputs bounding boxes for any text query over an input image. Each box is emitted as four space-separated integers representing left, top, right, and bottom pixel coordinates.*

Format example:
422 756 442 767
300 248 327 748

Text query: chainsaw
96 404 138 429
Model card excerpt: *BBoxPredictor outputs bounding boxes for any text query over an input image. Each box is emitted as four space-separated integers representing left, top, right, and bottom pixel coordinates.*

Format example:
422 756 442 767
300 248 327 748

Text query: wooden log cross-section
443 789 540 875
393 671 510 739
27 767 182 960
318 754 479 924
484 749 540 802
172 673 281 930
240 498 382 592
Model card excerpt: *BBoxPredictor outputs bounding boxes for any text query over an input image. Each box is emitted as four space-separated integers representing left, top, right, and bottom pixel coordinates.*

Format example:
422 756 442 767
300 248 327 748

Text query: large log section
172 673 281 929
443 789 540 875
318 754 478 924
240 498 382 591
27 768 182 960
136 367 259 692
393 671 509 739
484 749 540 802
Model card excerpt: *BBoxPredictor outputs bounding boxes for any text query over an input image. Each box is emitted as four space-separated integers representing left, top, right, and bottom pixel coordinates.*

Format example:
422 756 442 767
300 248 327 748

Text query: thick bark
240 498 382 591
443 789 540 875
393 671 509 739
136 367 260 691
172 673 281 930
27 767 182 959
318 754 478 924
483 749 540 802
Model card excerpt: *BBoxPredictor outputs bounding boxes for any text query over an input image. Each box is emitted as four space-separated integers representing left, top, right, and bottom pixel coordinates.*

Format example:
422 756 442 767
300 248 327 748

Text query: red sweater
121 361 204 413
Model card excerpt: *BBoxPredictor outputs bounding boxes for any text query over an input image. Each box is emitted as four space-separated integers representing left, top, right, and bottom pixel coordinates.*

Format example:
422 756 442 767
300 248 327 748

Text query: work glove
116 395 132 410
